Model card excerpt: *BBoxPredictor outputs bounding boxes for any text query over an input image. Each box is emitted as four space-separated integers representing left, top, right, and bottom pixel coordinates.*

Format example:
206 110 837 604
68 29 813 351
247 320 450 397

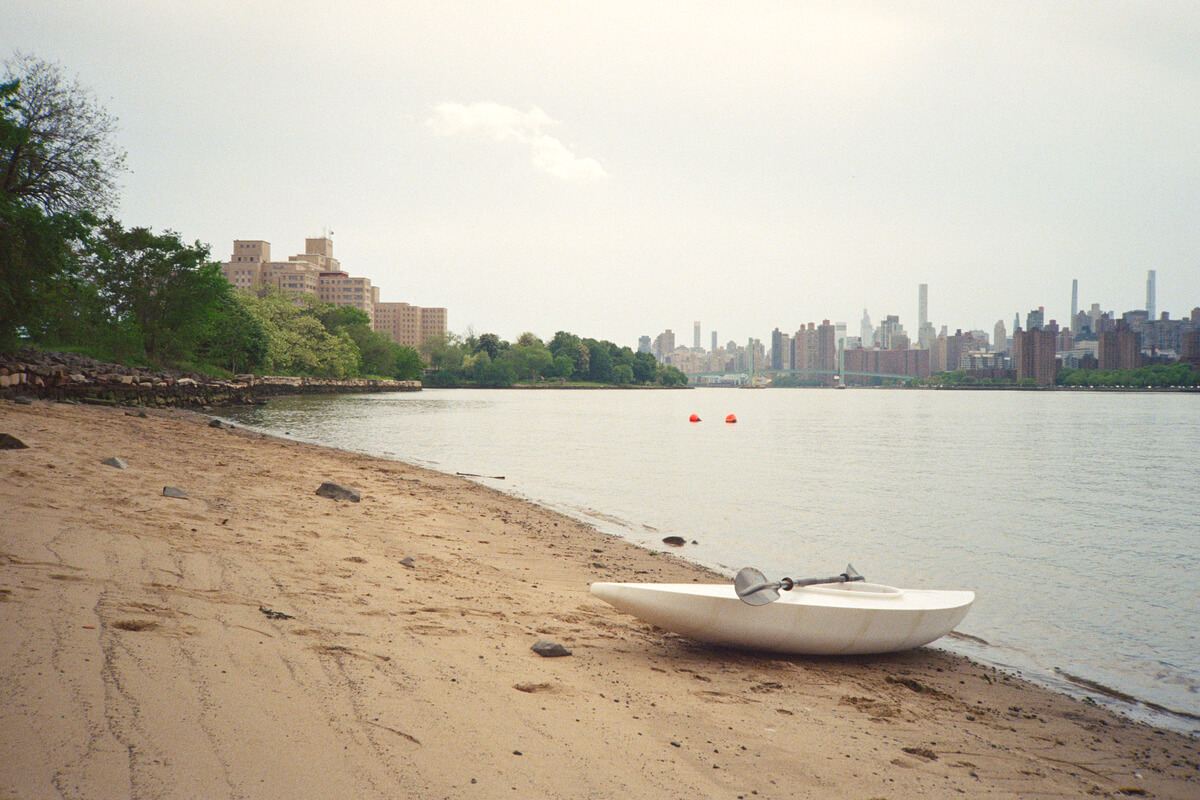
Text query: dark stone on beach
399 556 416 568
316 481 360 502
162 486 188 498
102 456 129 469
0 433 28 449
208 418 224 428
14 397 31 405
661 536 687 547
260 606 294 620
531 639 572 658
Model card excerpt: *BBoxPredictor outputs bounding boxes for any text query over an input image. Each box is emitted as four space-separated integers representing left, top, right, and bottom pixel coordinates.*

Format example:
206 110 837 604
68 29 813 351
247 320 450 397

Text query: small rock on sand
316 481 361 502
0 433 29 449
531 639 572 657
162 486 188 498
102 457 129 469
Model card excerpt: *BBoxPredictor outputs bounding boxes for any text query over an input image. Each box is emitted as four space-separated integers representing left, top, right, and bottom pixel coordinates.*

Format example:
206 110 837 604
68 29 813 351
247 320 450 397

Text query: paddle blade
734 567 780 606
843 564 863 582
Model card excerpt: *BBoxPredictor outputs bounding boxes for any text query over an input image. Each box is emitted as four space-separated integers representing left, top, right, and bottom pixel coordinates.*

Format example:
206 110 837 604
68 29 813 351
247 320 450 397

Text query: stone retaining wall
0 349 420 408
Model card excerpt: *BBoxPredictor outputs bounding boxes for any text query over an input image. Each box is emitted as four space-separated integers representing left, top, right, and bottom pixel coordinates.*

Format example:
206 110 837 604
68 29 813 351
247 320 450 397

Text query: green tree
393 345 424 381
583 338 613 383
0 194 86 347
657 364 689 386
2 54 127 347
241 289 359 377
516 331 542 347
551 354 574 379
315 303 371 331
475 332 503 360
632 351 657 384
420 331 463 372
1 54 125 215
81 220 227 361
198 290 268 373
612 363 634 384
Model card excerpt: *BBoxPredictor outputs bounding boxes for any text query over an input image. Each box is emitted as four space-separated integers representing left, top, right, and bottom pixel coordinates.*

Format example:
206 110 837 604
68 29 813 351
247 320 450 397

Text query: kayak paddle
734 564 864 606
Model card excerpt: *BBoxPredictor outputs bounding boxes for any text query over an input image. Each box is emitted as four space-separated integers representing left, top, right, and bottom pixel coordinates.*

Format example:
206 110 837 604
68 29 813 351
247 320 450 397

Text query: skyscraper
1146 270 1156 320
1071 279 1078 331
694 321 701 350
918 284 928 331
994 319 1007 354
711 331 717 353
860 309 873 349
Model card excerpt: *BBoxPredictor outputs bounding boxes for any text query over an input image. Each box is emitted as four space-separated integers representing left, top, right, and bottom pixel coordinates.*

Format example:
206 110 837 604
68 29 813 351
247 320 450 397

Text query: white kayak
590 580 974 655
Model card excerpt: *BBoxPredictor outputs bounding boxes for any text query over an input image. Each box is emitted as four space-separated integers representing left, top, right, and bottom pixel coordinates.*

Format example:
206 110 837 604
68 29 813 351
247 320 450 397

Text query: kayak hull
590 581 974 655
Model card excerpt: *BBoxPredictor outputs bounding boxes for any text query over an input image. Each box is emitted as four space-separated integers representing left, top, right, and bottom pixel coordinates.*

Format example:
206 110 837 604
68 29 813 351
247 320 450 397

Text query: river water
219 388 1200 733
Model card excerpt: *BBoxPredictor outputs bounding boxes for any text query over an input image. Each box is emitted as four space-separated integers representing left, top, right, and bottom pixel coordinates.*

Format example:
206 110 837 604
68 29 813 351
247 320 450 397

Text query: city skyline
652 273 1197 358
8 3 1200 348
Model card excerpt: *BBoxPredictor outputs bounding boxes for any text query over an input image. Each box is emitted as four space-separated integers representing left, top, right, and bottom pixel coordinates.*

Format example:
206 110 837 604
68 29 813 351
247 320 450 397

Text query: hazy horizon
7 2 1199 348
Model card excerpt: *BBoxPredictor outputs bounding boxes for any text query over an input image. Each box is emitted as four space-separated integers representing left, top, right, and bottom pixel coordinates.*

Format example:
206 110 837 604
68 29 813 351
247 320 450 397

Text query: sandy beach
1 400 1197 799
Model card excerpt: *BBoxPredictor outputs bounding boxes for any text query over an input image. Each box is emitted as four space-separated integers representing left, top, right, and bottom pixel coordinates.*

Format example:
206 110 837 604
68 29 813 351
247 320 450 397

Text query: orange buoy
689 413 701 422
725 414 737 423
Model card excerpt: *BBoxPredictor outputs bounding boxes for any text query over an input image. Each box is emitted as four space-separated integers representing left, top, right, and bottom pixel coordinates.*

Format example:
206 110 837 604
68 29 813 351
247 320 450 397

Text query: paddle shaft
781 572 864 591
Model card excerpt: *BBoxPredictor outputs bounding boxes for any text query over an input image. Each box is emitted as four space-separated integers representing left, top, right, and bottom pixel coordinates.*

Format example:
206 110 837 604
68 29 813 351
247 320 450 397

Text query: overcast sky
7 1 1200 347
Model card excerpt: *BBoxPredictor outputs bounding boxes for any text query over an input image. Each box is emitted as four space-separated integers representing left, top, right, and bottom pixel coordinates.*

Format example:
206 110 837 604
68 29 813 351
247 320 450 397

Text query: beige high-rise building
219 236 447 347
374 302 448 348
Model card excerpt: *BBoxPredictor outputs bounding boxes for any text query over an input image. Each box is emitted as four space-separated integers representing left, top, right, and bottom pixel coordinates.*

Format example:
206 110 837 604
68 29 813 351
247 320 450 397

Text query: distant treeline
920 363 1199 388
419 331 688 388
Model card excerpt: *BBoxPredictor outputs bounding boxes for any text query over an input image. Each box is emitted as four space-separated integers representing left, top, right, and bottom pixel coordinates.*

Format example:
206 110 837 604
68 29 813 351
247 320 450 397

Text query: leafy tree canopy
2 54 125 216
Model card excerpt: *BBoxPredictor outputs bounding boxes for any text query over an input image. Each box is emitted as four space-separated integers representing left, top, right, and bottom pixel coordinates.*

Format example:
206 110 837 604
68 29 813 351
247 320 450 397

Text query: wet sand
1 400 1197 799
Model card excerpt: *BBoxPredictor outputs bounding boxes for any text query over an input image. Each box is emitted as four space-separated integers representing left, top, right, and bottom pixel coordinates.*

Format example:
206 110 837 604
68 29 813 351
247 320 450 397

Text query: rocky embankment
0 348 419 407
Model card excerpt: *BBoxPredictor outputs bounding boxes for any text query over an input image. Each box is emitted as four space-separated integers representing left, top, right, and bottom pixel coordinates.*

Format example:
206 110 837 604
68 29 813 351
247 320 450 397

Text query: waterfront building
318 270 379 324
842 347 929 384
1056 326 1074 352
1097 321 1142 371
770 328 787 370
1059 340 1099 369
637 335 651 354
860 309 873 349
791 322 836 377
373 303 447 348
220 237 446 348
1025 307 1045 331
994 320 1008 354
1013 327 1058 385
1181 330 1200 368
694 321 702 351
653 330 676 362
876 315 909 350
930 334 948 373
816 320 837 374
711 331 718 353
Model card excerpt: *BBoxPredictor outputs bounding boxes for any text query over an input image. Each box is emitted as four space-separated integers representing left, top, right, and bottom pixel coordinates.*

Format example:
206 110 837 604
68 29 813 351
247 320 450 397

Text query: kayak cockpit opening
802 581 904 597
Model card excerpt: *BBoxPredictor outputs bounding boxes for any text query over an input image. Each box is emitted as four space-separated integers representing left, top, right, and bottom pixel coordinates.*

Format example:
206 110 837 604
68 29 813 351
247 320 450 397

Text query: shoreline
218 394 1200 735
2 400 1197 798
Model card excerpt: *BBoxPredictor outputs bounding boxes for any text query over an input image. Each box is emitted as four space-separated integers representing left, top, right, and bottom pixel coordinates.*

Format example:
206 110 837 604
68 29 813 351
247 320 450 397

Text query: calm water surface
221 388 1200 732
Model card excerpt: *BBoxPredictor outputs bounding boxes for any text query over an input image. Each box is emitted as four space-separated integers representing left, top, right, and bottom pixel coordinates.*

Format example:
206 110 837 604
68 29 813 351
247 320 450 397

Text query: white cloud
428 101 607 181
